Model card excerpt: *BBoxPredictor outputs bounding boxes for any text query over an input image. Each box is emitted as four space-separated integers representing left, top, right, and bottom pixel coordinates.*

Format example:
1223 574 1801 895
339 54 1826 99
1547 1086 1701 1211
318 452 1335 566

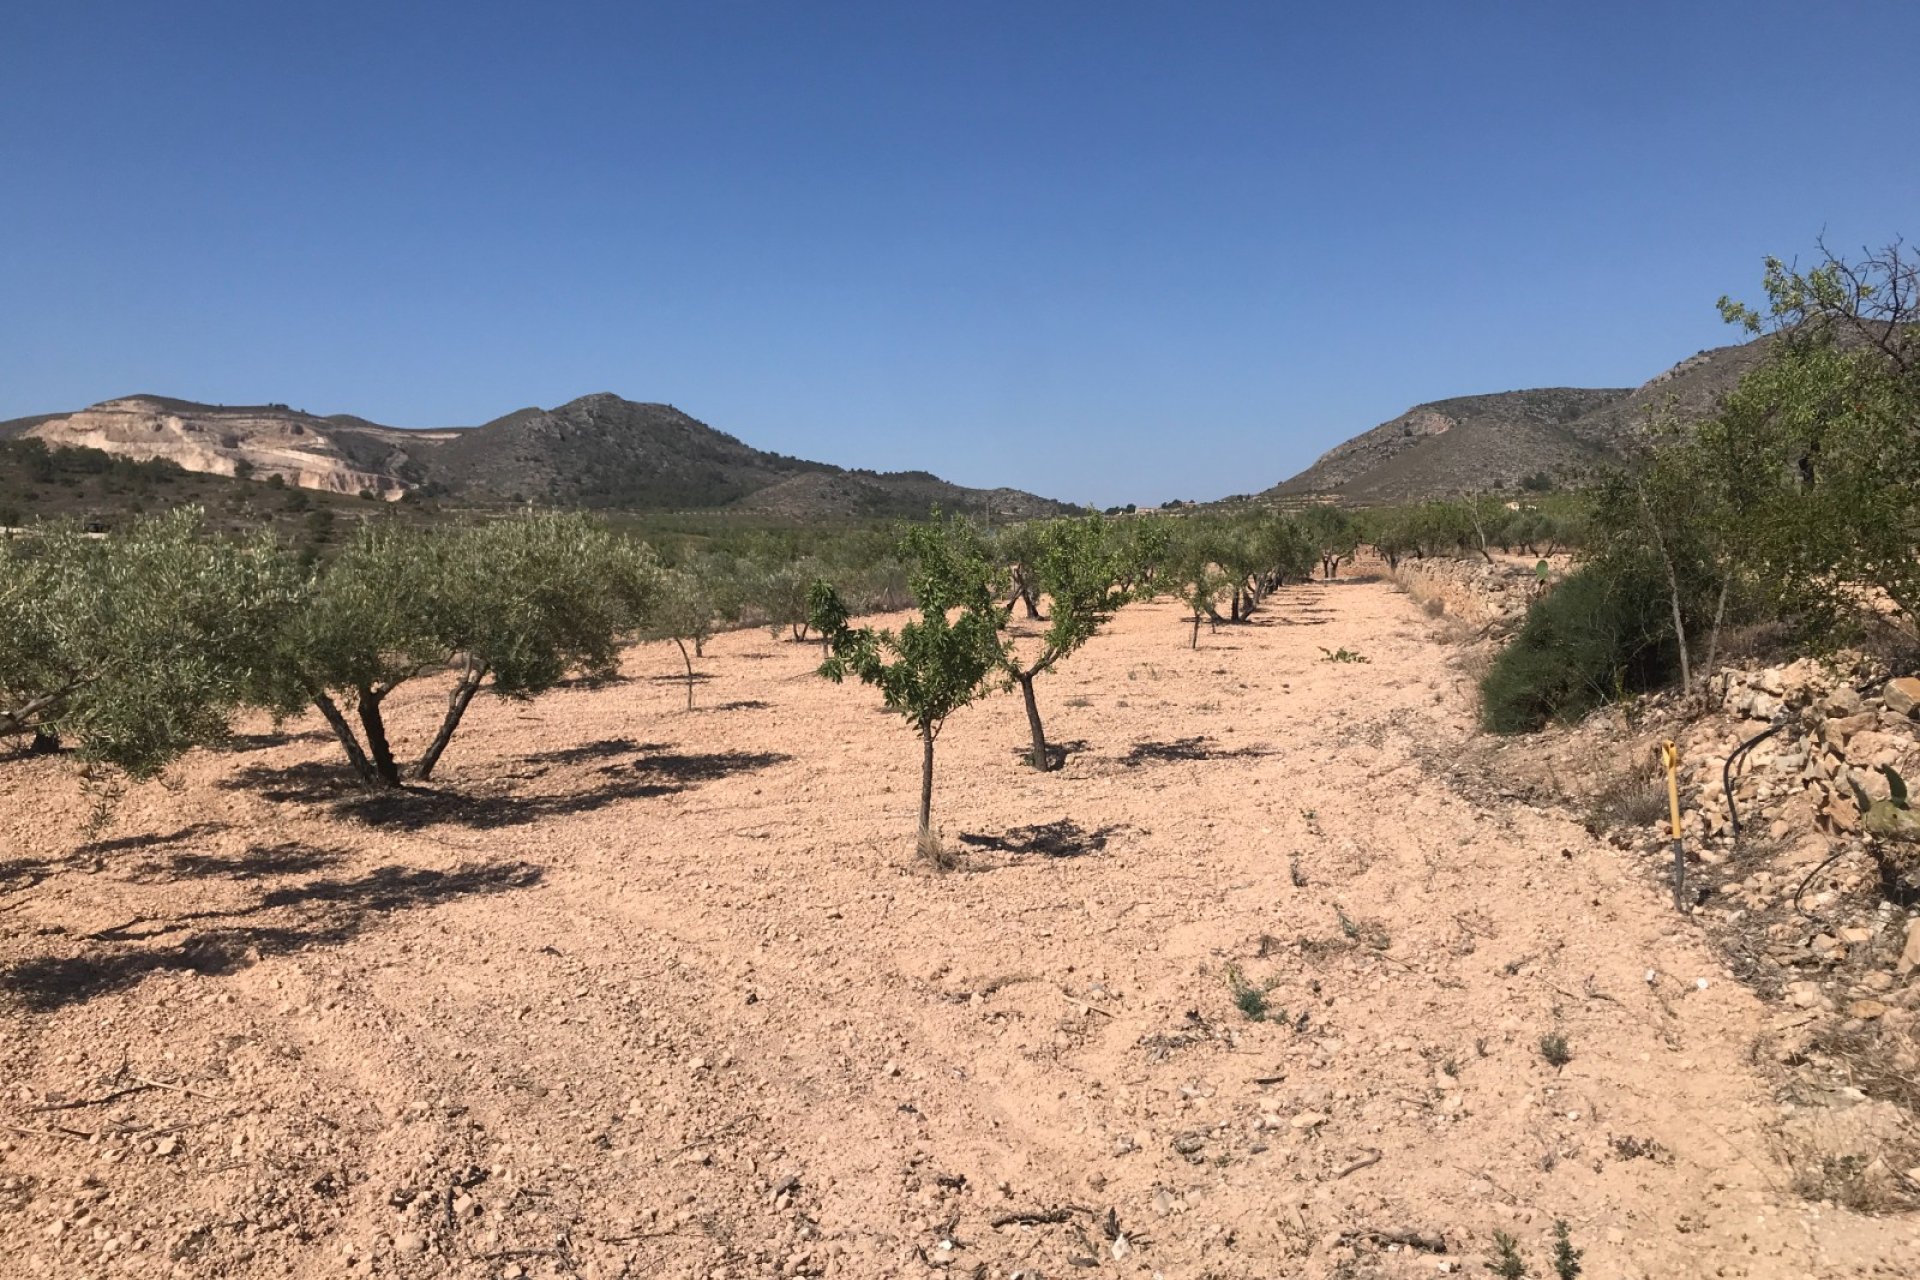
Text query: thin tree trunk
918 723 935 836
674 637 695 710
1637 485 1692 695
1017 672 1051 771
415 660 488 781
1660 561 1692 696
1701 577 1730 694
355 685 402 788
311 688 375 784
1190 612 1201 648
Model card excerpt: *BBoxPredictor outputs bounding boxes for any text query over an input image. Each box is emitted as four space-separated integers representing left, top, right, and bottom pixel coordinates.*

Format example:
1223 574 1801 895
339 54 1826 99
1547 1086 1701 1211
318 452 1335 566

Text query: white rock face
22 397 454 499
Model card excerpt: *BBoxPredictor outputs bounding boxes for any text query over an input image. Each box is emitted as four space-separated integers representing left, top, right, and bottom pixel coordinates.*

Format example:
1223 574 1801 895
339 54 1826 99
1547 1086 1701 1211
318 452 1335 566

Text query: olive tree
650 566 722 709
999 516 1136 770
266 513 658 788
0 508 291 778
808 521 1006 840
1298 505 1360 579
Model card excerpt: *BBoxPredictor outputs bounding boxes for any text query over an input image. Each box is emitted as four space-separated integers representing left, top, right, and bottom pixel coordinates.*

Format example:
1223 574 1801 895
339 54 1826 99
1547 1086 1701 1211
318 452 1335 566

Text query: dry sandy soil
3 573 1917 1279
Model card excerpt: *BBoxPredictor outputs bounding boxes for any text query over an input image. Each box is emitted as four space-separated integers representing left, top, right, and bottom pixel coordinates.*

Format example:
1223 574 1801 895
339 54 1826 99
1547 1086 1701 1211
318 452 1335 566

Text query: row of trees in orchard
806 505 1379 841
1 511 664 785
1483 242 1920 731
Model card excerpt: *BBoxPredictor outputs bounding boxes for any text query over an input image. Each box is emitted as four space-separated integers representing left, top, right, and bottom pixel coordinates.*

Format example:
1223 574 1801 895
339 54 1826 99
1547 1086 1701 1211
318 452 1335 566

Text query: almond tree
999 516 1136 770
808 521 1006 839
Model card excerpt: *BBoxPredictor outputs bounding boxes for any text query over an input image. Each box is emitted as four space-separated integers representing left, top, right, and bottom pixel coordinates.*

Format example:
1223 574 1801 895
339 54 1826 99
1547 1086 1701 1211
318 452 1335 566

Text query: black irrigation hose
1793 846 1856 924
1722 723 1785 841
1721 673 1896 840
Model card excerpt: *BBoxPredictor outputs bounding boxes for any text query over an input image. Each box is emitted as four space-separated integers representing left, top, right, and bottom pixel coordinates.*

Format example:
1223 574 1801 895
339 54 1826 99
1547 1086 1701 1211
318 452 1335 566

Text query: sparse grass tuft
1581 761 1668 836
1539 1032 1572 1068
917 827 958 873
1318 646 1371 664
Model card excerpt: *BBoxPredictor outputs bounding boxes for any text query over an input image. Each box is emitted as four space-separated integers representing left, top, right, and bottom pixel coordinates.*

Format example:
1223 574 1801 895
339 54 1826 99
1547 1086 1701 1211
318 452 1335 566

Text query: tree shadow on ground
523 737 656 766
1121 736 1274 767
555 671 632 690
2 860 542 1011
155 841 349 883
221 744 789 831
3 823 239 896
223 729 331 753
706 700 771 712
1006 740 1088 770
79 822 232 856
958 820 1120 859
602 748 791 785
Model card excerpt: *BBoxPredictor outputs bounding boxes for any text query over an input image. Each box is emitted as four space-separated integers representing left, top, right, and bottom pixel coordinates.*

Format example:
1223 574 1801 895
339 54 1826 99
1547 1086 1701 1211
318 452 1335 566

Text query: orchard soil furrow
2 577 1915 1278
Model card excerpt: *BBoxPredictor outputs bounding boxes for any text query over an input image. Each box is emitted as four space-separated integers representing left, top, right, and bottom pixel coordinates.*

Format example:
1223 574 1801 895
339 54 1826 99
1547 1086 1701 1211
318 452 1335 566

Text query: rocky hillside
1269 336 1772 502
0 394 1074 519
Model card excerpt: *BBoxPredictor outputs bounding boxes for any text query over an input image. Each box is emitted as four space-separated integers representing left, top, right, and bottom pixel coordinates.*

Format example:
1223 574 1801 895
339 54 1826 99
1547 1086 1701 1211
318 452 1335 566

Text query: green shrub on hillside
1480 556 1679 733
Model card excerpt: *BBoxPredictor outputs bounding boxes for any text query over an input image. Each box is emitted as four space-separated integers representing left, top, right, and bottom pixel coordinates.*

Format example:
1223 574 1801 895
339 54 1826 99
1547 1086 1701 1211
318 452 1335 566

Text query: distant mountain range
1265 334 1774 502
0 393 1077 520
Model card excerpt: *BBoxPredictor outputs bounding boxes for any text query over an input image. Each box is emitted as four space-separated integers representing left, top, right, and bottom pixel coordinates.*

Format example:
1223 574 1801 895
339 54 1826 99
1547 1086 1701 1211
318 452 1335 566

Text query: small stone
394 1232 427 1256
1900 921 1920 977
153 1136 178 1157
881 1060 900 1078
1785 981 1826 1009
1290 1111 1328 1131
1883 676 1920 718
1848 1000 1887 1020
1111 1235 1132 1261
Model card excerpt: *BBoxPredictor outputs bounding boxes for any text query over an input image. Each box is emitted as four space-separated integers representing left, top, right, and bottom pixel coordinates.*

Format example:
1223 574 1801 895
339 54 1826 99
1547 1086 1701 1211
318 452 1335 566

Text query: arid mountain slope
1 394 1073 518
1269 335 1772 501
0 396 448 500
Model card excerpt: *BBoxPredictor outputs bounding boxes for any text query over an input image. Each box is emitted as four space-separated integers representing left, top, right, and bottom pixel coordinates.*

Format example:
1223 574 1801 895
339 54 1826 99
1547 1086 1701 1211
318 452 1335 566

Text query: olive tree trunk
415 658 489 781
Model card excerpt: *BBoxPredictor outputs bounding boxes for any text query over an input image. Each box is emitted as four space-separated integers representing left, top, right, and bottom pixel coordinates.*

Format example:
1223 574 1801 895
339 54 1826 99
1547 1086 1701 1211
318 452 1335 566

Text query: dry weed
917 827 958 873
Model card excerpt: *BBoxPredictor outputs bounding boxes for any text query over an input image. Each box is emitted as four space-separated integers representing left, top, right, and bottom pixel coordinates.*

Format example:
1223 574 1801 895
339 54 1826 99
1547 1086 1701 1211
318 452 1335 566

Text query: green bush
1480 556 1679 733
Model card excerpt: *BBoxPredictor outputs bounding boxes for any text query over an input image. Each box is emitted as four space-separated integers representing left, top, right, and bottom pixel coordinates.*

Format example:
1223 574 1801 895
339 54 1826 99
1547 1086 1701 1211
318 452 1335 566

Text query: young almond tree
808 521 1007 842
0 508 292 778
268 512 658 788
1000 516 1136 770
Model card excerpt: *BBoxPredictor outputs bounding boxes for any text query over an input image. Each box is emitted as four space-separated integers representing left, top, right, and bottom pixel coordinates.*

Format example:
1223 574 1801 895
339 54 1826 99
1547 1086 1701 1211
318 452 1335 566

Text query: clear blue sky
4 2 1917 507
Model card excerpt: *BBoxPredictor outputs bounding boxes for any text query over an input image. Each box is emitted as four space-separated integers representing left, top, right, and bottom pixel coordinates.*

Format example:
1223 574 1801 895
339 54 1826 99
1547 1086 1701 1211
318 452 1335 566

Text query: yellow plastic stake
1662 740 1687 913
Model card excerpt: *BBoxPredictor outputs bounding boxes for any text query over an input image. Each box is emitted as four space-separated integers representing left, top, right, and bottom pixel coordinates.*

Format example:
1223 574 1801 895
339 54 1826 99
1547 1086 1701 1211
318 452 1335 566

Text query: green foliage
1550 1220 1583 1280
271 511 658 785
1224 964 1281 1021
0 508 292 778
809 519 1008 834
1001 515 1140 768
1479 556 1679 733
1486 1230 1531 1279
752 555 828 641
1319 646 1370 664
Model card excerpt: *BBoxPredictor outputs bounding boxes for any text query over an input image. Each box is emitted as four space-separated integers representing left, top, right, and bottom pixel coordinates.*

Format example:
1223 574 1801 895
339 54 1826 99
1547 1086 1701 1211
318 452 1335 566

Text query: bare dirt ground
4 572 1917 1279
